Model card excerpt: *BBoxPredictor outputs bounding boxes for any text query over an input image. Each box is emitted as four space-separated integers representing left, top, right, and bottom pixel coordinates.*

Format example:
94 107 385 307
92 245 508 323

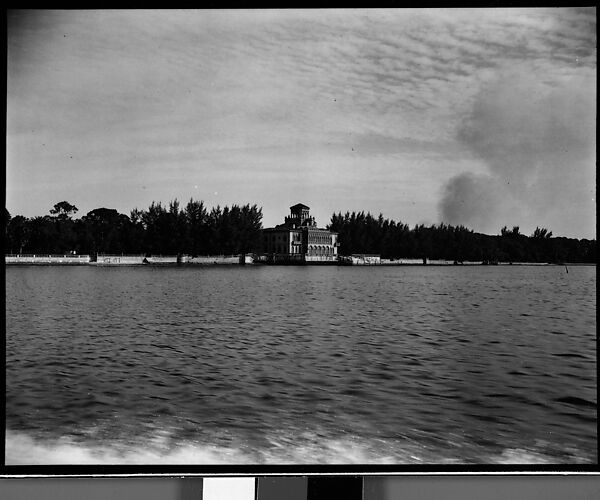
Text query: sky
6 8 596 238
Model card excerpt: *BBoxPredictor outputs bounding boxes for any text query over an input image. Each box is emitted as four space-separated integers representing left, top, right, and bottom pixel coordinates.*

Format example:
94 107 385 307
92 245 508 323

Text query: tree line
4 200 263 257
328 211 596 263
4 202 595 263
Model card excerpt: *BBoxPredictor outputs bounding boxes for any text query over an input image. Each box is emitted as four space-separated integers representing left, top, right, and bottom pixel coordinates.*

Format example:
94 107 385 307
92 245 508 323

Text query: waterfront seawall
184 255 247 265
91 254 250 265
5 254 91 265
6 254 254 266
91 255 146 265
6 254 575 267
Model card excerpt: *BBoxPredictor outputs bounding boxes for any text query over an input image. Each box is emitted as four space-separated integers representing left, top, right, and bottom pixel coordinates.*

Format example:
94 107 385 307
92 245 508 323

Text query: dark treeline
4 202 595 262
5 200 263 256
329 211 596 263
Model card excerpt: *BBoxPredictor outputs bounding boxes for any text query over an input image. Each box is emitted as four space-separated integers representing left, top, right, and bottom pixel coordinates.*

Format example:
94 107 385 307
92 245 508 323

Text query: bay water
5 265 596 464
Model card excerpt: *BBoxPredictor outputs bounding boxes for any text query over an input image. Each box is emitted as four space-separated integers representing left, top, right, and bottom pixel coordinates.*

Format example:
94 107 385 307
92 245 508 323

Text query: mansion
262 204 339 263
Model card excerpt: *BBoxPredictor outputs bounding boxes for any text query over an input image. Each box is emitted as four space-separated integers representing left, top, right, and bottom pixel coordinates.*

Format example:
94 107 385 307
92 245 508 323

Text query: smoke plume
440 68 596 238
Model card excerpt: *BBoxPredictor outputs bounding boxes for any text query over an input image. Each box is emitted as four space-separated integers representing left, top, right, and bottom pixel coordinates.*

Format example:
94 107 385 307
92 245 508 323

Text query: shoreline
4 256 595 267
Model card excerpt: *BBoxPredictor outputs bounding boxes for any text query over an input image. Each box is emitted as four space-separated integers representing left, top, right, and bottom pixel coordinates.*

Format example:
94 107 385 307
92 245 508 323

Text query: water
5 265 596 465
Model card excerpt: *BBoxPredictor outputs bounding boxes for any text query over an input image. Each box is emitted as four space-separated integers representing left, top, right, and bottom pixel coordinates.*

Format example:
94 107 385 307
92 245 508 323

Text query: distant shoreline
4 255 596 267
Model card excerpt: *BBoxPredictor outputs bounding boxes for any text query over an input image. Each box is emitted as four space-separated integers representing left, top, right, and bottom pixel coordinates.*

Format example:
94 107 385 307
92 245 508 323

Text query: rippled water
5 265 597 465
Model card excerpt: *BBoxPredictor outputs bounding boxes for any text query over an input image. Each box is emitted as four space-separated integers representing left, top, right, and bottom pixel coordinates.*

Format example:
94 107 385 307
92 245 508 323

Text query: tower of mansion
261 204 339 263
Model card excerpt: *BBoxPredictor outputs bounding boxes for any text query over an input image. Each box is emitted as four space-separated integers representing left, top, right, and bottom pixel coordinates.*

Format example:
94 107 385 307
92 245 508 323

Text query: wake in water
5 429 593 465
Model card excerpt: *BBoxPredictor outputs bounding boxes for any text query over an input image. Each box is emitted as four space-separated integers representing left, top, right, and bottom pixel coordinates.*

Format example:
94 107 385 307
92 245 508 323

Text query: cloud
440 64 596 237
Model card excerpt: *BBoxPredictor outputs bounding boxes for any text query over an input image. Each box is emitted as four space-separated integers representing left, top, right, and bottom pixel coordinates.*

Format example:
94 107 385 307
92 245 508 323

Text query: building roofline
262 226 337 233
290 203 310 210
263 226 302 232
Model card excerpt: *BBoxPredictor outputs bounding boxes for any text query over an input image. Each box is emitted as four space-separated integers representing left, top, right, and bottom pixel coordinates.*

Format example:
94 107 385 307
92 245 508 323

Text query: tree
184 199 208 255
531 227 553 239
82 208 133 254
50 201 78 220
4 209 10 249
6 215 29 254
26 216 58 253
